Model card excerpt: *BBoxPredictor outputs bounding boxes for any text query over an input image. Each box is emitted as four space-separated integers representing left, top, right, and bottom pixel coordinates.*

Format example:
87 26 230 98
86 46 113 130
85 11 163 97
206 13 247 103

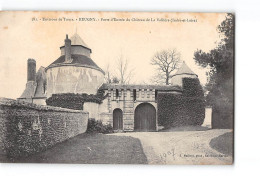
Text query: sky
0 11 226 99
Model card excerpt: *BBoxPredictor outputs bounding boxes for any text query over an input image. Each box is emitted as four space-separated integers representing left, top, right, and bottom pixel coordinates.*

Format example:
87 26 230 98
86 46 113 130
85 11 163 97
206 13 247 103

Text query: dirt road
112 129 232 165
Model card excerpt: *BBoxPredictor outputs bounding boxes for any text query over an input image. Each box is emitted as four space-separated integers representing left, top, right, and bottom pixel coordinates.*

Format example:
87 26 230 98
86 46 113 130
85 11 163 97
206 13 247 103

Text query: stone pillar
151 89 155 99
108 89 112 113
202 106 212 128
136 89 139 99
141 89 145 98
147 89 150 98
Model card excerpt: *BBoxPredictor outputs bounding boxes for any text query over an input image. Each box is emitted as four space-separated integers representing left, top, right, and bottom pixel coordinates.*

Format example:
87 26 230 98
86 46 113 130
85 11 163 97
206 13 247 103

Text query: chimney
65 34 71 62
27 58 36 82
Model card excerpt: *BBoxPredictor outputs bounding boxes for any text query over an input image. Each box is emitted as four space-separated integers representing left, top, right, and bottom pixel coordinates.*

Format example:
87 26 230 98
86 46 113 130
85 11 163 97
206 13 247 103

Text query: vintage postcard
0 11 234 164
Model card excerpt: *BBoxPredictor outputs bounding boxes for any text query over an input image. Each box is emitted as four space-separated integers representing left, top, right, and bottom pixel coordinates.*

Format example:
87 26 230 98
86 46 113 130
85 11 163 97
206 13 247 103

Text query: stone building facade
86 84 182 131
18 33 203 132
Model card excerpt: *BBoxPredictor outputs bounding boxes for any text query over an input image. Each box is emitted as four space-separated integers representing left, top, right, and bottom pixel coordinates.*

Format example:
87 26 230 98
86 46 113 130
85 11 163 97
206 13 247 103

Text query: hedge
212 96 233 129
86 118 113 134
157 78 205 128
183 77 204 97
158 94 205 128
46 90 107 110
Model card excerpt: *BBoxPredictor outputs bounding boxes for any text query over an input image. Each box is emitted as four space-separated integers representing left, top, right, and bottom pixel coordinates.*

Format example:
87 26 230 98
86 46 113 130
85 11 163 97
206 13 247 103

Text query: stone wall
202 107 212 128
61 45 91 57
46 66 104 97
83 102 99 120
0 98 88 160
31 98 47 105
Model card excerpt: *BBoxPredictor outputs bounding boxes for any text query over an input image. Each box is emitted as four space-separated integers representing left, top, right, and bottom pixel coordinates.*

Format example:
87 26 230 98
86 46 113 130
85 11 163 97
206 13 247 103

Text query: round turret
171 62 198 87
45 34 104 98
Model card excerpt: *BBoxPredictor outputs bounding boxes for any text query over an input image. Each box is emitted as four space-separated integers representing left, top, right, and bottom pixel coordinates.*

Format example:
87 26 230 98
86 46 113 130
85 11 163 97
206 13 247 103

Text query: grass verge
209 132 233 156
10 133 147 164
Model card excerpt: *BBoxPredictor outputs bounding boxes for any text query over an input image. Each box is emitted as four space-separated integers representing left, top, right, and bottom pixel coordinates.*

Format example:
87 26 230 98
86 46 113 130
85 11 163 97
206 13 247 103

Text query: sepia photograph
0 11 234 165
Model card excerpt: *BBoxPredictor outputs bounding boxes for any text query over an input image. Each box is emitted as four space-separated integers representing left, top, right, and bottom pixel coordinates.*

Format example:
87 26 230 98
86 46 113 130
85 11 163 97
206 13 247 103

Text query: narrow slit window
133 89 136 101
116 89 119 98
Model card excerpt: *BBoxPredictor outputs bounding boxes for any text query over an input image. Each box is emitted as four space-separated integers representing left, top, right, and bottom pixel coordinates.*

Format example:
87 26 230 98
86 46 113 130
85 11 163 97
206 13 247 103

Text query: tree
111 77 120 84
104 63 111 83
151 49 182 85
104 63 112 84
116 54 135 84
193 13 234 128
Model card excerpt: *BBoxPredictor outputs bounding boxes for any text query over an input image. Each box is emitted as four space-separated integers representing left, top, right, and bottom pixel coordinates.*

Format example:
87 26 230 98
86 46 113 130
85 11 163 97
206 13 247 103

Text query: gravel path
111 129 233 165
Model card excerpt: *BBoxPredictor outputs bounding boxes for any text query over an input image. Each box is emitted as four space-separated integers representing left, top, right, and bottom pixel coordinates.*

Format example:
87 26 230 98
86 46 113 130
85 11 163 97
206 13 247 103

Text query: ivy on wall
158 78 205 128
182 77 204 97
0 98 88 159
46 90 107 110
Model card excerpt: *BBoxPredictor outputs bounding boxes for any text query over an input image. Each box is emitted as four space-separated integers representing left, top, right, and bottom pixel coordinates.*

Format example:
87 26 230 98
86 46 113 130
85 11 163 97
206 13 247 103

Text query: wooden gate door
113 108 123 130
134 103 156 131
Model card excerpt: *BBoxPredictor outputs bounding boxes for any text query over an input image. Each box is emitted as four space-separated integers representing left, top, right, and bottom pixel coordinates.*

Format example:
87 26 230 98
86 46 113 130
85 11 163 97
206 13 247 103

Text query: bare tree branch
151 49 182 85
116 54 135 84
104 62 112 83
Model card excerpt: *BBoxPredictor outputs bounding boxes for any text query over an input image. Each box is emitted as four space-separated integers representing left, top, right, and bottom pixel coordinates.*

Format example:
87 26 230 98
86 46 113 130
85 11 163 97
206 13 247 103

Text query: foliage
104 75 120 84
211 96 233 129
157 78 205 128
1 98 82 113
157 94 205 128
193 13 234 128
86 118 113 134
46 90 108 110
111 77 120 84
151 49 182 85
182 78 204 97
104 63 120 84
209 132 233 156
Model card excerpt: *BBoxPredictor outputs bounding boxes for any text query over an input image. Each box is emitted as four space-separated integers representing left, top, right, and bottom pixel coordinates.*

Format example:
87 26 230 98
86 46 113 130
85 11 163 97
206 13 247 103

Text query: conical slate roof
173 62 197 76
70 33 89 48
47 54 104 74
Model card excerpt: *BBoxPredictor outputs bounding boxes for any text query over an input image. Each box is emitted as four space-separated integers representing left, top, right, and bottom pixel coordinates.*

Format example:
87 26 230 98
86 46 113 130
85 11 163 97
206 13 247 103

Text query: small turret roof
70 33 89 48
173 62 197 76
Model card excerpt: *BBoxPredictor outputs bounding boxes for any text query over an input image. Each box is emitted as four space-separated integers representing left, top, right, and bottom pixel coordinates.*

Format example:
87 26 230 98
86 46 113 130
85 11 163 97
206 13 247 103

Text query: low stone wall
0 97 88 160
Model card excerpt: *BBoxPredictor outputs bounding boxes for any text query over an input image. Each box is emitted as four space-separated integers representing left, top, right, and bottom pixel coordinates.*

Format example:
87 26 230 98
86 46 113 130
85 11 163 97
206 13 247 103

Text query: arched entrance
134 103 156 131
113 108 123 130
